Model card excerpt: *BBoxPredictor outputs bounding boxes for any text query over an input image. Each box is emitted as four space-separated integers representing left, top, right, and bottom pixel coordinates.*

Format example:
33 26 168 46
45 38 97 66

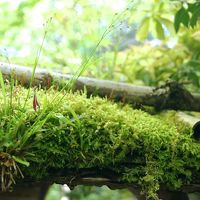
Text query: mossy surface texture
0 87 200 199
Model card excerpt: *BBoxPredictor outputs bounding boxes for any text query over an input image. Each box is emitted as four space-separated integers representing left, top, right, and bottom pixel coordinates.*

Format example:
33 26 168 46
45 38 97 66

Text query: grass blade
0 70 6 106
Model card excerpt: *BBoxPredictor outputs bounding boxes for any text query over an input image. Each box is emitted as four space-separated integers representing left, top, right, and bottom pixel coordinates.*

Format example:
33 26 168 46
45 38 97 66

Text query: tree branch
1 62 200 111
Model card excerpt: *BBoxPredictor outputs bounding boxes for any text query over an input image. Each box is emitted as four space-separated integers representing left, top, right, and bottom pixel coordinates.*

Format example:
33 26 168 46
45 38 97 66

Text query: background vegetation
0 0 200 199
1 0 200 92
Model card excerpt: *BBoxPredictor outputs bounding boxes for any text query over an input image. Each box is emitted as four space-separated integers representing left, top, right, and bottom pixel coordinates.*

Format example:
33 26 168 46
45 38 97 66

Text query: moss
0 87 200 199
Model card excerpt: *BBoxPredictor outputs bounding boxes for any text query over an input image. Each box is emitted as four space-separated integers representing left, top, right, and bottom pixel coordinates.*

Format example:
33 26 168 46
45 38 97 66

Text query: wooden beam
0 168 199 200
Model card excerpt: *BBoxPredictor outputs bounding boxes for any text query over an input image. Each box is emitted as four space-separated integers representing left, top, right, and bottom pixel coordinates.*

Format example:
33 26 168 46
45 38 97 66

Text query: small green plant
23 18 52 109
0 71 6 106
0 4 132 193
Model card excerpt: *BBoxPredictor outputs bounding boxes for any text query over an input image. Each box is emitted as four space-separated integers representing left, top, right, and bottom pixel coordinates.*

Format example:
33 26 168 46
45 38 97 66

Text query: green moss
0 87 200 199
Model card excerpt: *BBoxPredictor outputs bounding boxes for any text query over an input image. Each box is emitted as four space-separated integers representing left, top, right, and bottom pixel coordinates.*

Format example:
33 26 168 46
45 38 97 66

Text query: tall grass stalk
0 50 15 112
23 18 52 110
49 6 131 105
4 2 134 150
17 25 113 149
19 4 135 150
0 2 137 191
0 70 6 107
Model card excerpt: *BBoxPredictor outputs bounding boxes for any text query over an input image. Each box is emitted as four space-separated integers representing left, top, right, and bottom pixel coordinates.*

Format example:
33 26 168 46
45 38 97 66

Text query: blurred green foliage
67 185 135 200
45 184 135 200
0 0 200 92
45 184 62 200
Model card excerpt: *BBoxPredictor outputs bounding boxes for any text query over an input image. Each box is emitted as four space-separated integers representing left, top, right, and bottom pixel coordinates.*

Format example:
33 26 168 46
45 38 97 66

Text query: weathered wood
0 168 198 200
1 62 200 111
176 111 200 140
177 112 200 126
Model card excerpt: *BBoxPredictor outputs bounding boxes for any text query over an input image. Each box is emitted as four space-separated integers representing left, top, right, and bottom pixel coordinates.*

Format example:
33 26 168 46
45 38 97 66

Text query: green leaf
174 7 190 32
188 72 200 87
0 70 6 105
66 106 81 125
155 19 165 40
191 14 198 28
188 60 200 69
190 6 200 28
136 17 150 41
160 17 175 35
187 3 199 13
12 156 30 167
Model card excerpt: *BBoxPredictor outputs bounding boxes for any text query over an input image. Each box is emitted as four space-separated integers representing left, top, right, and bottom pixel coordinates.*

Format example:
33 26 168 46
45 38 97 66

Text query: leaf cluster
174 2 200 32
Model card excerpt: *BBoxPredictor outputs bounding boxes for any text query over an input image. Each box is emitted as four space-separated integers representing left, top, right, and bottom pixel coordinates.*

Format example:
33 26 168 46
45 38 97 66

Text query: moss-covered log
0 86 200 200
1 62 200 111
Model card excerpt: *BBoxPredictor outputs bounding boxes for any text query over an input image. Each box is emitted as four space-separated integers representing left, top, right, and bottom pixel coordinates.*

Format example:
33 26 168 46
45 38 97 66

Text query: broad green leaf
149 18 157 38
190 5 200 27
174 7 190 32
160 17 175 35
191 13 198 28
187 3 195 12
155 19 165 40
136 17 150 41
